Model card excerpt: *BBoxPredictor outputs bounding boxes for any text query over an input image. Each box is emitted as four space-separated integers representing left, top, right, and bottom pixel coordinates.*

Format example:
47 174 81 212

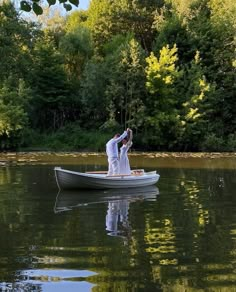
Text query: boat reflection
54 186 159 212
54 186 159 239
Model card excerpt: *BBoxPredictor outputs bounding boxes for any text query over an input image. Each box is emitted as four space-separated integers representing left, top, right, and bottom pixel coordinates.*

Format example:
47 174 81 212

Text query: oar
86 171 108 174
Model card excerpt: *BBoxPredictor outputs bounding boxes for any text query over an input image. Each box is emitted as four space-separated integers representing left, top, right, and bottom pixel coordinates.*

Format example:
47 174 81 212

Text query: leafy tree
85 0 115 51
86 0 162 53
65 9 88 32
153 14 194 65
105 38 146 131
146 44 180 95
79 59 109 128
29 35 78 131
0 78 32 149
0 1 36 83
179 51 212 150
209 0 236 30
166 0 196 17
187 0 236 141
206 0 236 137
145 44 182 149
0 1 37 149
59 26 93 80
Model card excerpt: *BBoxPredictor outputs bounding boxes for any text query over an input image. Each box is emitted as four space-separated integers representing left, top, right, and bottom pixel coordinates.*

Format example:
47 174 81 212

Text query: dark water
0 155 236 291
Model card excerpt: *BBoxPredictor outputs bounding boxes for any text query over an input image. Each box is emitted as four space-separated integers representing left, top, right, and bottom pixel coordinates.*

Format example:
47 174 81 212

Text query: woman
119 129 133 175
106 130 128 176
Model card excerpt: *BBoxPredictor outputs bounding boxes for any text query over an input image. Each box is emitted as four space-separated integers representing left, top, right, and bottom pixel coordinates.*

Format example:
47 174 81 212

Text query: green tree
29 35 78 131
145 44 182 149
59 26 93 80
86 0 162 53
179 51 212 150
79 59 109 128
105 38 146 131
209 0 236 30
65 9 88 32
0 78 31 149
153 14 194 65
187 0 236 144
0 1 35 83
166 0 196 17
207 0 236 138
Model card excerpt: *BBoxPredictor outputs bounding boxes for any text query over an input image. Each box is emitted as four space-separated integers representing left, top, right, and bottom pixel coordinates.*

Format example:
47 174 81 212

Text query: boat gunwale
54 167 159 181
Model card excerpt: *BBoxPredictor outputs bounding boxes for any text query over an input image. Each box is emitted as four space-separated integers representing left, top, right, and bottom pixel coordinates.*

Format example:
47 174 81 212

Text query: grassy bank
20 125 112 152
14 122 236 153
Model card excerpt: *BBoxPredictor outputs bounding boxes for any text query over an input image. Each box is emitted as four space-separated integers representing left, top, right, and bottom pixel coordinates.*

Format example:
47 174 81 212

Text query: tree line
0 0 235 151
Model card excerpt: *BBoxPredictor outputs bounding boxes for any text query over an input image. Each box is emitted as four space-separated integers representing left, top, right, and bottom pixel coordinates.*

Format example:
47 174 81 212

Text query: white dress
119 141 132 175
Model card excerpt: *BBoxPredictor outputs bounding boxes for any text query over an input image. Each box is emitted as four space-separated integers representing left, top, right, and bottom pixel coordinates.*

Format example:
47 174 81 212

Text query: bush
20 123 112 151
226 134 236 151
201 134 225 152
201 133 236 152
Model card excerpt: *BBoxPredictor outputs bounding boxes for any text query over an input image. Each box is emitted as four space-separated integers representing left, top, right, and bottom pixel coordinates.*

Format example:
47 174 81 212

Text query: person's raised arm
113 131 127 143
127 130 133 147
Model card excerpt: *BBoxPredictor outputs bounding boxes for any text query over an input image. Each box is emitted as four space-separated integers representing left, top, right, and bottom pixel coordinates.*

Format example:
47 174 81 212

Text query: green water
0 153 236 291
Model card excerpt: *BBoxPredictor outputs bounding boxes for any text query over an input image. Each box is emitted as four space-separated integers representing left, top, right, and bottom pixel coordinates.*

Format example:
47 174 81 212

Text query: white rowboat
54 167 160 190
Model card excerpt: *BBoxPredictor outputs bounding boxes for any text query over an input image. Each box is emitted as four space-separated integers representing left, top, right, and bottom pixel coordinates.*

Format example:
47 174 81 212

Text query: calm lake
0 152 236 291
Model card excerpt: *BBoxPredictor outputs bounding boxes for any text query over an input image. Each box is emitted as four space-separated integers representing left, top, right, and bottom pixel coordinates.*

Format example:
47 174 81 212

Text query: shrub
201 134 224 151
226 134 236 151
20 123 112 151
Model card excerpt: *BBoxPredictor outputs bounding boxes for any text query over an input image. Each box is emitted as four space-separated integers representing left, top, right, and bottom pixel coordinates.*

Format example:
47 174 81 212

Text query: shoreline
0 151 235 169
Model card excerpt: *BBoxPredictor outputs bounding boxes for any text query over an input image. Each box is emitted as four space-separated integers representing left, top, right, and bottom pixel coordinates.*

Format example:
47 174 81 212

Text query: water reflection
54 186 159 240
54 186 159 212
106 200 130 238
1 269 96 291
1 164 236 291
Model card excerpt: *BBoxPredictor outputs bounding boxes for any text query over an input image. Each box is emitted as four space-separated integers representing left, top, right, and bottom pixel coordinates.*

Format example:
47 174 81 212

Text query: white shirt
106 131 127 158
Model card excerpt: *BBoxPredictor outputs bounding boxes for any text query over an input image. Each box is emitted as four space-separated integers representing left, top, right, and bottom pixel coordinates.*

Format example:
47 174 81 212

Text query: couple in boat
106 128 133 176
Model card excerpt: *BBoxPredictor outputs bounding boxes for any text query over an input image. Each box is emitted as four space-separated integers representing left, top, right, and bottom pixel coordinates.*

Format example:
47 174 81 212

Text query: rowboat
54 185 159 213
54 167 160 190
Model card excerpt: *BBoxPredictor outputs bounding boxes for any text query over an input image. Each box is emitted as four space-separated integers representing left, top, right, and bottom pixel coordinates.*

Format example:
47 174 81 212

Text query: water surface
0 153 236 291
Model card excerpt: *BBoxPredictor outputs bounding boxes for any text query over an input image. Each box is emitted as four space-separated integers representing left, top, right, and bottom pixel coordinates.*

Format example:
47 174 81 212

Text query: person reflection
106 199 131 240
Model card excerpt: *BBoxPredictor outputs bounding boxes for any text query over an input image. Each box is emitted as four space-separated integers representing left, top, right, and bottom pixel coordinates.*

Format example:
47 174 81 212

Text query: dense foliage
0 0 235 151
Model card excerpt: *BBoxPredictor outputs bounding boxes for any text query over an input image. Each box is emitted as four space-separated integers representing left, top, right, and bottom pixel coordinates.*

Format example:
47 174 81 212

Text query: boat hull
54 167 160 190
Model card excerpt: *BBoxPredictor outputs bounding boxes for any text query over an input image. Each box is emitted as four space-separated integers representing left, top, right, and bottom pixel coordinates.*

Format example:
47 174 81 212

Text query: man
106 129 128 176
